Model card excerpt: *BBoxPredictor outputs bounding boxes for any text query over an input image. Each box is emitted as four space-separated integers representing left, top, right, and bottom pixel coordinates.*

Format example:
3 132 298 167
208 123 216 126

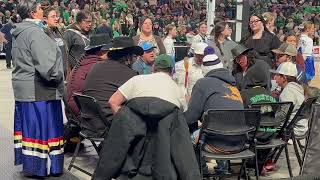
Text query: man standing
83 37 143 123
12 0 64 177
131 41 156 74
63 10 92 70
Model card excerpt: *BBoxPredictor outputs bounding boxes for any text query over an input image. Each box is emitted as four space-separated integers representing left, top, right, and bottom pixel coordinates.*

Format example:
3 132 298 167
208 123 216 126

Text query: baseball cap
140 41 156 51
270 62 298 77
272 43 297 56
154 54 174 69
194 42 208 55
202 54 222 67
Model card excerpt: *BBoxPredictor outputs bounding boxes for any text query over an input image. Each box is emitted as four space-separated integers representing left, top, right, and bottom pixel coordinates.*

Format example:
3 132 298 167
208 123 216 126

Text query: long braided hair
211 21 228 56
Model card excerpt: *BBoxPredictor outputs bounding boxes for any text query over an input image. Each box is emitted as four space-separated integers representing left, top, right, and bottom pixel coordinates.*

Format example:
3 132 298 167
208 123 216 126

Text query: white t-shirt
163 36 175 58
299 34 313 57
119 72 187 111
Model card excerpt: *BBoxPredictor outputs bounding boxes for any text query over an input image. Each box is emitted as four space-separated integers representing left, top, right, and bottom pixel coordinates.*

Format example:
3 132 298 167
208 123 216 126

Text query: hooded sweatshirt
11 21 64 102
241 61 276 107
279 82 306 136
184 68 244 132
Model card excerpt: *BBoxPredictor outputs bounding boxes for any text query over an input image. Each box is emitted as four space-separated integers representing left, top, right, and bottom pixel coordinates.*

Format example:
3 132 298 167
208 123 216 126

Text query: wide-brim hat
84 34 113 51
231 44 253 61
101 36 143 56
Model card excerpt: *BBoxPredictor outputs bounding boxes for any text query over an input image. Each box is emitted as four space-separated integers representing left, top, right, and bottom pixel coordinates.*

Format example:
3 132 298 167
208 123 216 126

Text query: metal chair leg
238 160 245 180
292 137 302 166
68 138 82 171
273 146 284 164
244 160 249 180
284 145 293 177
254 148 259 180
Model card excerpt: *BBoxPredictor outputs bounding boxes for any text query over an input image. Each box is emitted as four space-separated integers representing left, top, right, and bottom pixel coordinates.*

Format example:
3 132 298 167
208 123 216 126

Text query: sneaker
287 139 293 145
264 160 275 171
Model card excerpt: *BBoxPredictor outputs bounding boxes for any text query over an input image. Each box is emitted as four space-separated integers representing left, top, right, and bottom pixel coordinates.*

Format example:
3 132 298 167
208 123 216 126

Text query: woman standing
13 1 64 177
240 14 281 68
163 24 177 61
208 21 237 70
191 22 208 51
299 22 315 82
44 7 68 77
133 17 166 55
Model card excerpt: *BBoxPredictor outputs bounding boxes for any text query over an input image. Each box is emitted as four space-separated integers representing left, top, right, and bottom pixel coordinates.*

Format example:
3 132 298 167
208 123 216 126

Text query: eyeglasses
249 19 261 25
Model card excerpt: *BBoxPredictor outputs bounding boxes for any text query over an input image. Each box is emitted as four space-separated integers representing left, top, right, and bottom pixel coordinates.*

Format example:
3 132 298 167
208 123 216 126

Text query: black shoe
6 66 12 69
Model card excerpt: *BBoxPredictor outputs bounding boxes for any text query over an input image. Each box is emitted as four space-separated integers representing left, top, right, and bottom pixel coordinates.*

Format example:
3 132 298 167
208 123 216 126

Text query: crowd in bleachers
5 0 320 179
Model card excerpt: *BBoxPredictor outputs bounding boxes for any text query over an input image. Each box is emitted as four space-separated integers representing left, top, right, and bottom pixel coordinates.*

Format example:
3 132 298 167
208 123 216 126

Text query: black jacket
93 97 201 180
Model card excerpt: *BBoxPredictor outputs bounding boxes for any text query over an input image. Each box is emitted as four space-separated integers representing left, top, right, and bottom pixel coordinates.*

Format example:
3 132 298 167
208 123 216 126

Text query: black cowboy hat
84 34 113 51
231 44 253 61
102 36 143 56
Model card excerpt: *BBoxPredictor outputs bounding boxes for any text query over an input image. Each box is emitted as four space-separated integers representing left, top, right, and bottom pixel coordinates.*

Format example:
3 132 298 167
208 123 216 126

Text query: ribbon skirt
14 100 64 177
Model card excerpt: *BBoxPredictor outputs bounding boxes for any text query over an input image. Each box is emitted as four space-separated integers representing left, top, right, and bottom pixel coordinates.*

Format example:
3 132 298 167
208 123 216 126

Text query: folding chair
250 102 294 177
68 93 111 177
196 109 261 180
285 97 318 167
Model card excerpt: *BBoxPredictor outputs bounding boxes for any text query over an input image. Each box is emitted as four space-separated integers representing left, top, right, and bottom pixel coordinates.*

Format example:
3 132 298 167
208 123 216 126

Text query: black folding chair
287 97 318 167
67 93 110 177
273 97 318 169
250 102 294 177
196 109 261 180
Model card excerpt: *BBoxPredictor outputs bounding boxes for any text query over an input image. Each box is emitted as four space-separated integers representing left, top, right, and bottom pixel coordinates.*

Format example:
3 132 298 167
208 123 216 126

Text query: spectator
63 10 92 70
12 0 64 177
176 25 188 44
163 24 177 61
240 14 281 68
133 17 166 55
208 21 238 71
132 41 156 75
112 20 122 38
83 37 143 123
191 22 208 53
96 19 113 39
262 12 276 34
298 22 315 82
